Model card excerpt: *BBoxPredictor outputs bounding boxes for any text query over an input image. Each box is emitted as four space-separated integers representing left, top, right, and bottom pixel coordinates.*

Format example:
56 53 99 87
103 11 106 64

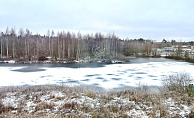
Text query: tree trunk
12 37 15 58
62 36 65 60
36 37 39 58
0 37 2 58
49 37 51 56
25 37 27 58
76 37 80 61
68 40 71 60
57 36 61 60
6 37 9 59
28 41 30 61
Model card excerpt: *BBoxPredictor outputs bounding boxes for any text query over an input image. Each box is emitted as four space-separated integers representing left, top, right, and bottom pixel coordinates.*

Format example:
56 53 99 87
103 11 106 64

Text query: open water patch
95 77 104 80
81 79 90 81
84 74 101 77
148 75 157 77
128 75 134 77
66 79 79 83
103 79 108 82
111 78 122 81
135 77 143 80
92 83 100 86
40 75 53 78
12 67 46 72
132 72 147 74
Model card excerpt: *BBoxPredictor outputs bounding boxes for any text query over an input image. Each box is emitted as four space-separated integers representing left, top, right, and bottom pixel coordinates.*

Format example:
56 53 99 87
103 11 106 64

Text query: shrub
161 72 193 94
38 56 48 61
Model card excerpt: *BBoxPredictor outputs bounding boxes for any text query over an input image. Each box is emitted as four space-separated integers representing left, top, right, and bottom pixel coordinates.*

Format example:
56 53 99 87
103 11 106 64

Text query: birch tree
51 30 55 57
76 32 81 61
10 28 16 58
5 27 9 59
0 32 3 59
47 30 51 57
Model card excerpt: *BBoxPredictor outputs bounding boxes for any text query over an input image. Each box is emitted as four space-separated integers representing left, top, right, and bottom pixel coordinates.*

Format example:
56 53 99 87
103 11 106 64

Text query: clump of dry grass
0 100 5 114
0 98 15 115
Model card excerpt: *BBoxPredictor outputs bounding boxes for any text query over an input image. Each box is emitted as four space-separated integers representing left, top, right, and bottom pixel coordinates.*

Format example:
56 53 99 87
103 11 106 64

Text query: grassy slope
0 84 194 118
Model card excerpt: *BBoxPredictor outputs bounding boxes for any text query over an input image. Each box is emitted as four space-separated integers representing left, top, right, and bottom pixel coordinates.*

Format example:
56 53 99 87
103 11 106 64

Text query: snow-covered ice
0 58 194 89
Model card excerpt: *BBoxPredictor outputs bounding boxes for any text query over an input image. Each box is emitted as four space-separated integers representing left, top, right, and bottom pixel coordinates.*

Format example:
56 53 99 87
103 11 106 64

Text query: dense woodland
0 28 158 62
1 27 192 62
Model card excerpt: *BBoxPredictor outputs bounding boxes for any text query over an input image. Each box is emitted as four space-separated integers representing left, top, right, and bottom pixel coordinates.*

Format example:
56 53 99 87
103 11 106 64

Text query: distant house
182 45 191 49
164 47 174 52
172 45 191 51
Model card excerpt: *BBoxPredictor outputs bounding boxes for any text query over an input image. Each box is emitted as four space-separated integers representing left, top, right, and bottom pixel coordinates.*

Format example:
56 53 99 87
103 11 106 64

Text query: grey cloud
0 0 194 41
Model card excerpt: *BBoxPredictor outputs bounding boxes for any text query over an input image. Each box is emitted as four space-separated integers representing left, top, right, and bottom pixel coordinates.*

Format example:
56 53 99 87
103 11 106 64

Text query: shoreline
1 56 194 64
137 55 194 63
0 58 129 64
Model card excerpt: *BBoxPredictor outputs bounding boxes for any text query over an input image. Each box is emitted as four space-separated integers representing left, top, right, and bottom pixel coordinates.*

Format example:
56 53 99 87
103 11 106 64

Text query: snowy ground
1 85 193 117
0 58 194 89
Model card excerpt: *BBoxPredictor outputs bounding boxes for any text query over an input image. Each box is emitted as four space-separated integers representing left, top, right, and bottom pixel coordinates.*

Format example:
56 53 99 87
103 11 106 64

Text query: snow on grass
166 98 191 117
1 85 193 117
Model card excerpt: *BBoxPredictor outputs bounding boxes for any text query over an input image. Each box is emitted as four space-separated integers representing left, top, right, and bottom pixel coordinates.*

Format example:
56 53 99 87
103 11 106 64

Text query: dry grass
0 84 193 118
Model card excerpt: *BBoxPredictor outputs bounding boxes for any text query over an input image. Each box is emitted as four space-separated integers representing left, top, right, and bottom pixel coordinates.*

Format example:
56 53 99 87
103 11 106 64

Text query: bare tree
0 32 3 59
25 29 32 61
67 32 71 60
5 27 9 59
35 34 40 58
25 29 29 58
57 32 61 60
10 28 16 58
61 31 66 60
76 32 81 61
17 29 23 57
51 30 55 57
47 30 51 57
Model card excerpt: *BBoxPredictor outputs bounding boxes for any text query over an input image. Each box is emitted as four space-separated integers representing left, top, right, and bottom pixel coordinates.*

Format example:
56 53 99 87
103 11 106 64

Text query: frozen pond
0 58 194 89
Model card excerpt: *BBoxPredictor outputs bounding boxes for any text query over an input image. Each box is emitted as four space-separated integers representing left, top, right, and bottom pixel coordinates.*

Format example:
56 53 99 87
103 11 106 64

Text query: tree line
0 28 157 62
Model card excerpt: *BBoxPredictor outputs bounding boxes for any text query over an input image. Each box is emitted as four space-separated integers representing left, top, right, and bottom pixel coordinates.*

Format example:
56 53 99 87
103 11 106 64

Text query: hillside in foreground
0 84 193 118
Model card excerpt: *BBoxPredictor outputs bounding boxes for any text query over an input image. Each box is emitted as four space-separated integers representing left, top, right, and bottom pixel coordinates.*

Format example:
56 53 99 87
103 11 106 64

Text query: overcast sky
0 0 194 41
